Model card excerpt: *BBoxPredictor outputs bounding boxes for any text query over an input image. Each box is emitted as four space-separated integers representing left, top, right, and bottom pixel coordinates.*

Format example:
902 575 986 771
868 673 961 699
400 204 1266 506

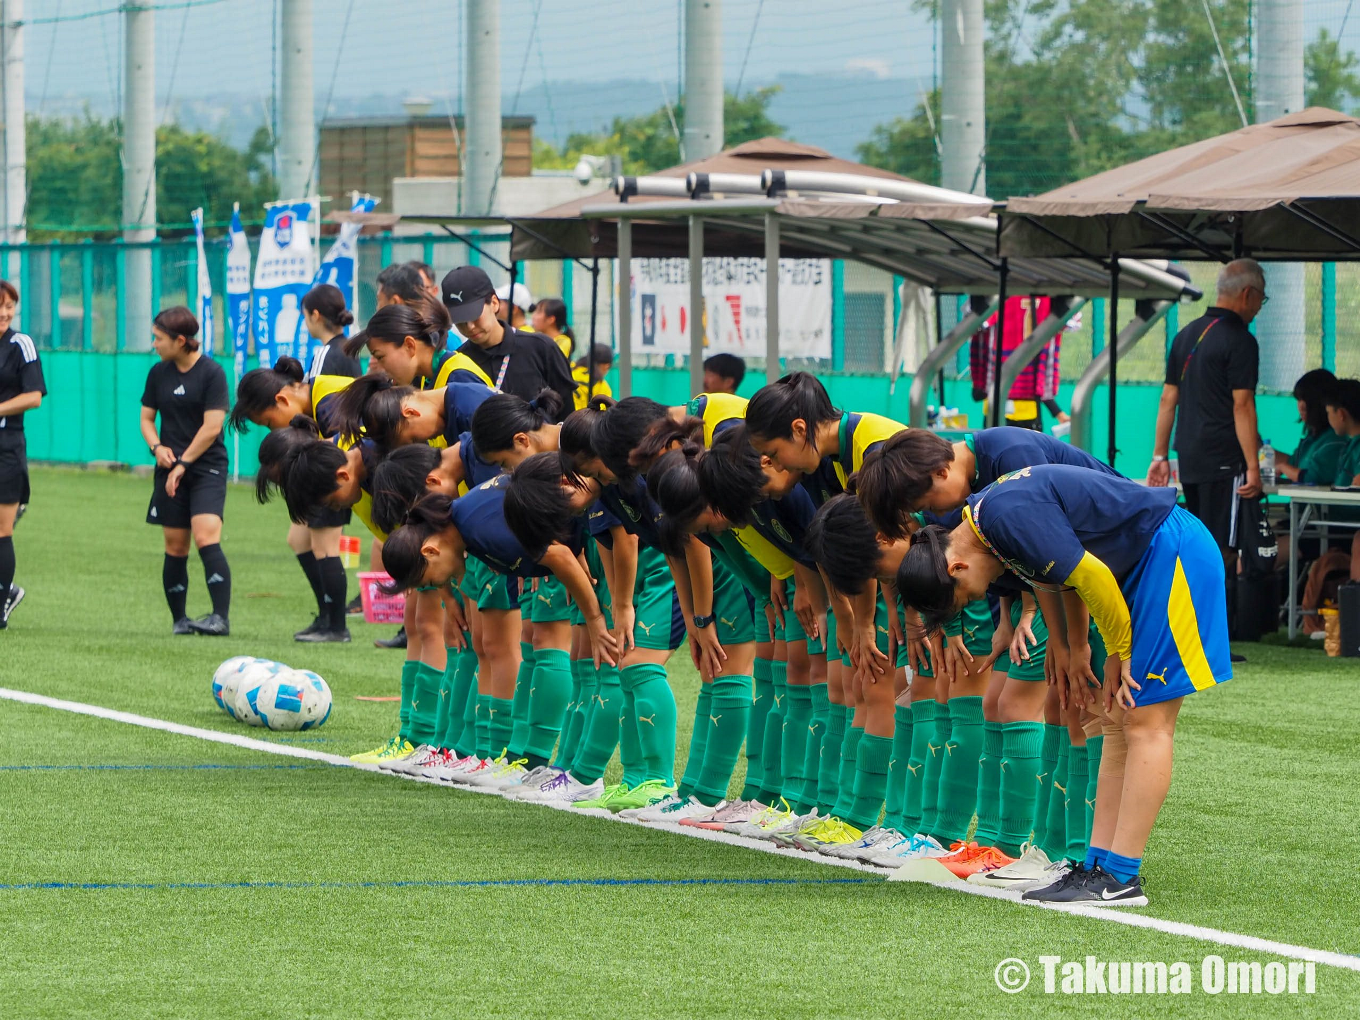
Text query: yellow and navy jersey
685 391 748 445
335 436 385 541
571 363 613 410
310 373 354 438
421 349 493 390
429 381 495 450
449 474 584 577
730 524 796 580
836 411 907 481
968 426 1121 491
744 484 819 573
554 333 574 359
699 530 772 595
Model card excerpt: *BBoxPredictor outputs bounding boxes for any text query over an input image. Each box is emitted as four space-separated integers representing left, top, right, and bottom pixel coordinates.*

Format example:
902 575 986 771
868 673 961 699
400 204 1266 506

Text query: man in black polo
441 266 576 415
1149 258 1265 657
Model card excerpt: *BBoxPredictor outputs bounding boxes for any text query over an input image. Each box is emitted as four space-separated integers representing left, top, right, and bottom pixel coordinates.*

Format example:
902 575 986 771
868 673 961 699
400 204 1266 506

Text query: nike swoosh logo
1101 887 1133 900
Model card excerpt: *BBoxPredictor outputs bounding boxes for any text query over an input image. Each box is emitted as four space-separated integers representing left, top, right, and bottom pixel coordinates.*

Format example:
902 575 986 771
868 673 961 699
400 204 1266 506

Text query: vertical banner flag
252 201 314 369
296 193 377 371
226 203 252 378
190 209 214 356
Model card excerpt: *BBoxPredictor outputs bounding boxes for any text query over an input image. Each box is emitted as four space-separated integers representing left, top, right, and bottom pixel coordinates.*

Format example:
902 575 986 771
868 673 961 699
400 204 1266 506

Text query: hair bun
336 309 355 327
275 356 305 383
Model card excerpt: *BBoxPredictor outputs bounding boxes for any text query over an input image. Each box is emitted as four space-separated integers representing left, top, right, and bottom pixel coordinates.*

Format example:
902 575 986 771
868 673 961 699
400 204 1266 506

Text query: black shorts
1182 474 1243 553
307 505 352 529
0 433 29 505
146 462 228 529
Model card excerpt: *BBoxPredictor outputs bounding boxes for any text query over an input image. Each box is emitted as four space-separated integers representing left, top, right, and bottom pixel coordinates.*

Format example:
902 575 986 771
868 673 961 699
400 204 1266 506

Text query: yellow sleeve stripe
851 413 907 472
310 374 353 418
435 353 492 388
1168 558 1219 692
732 525 794 579
352 492 387 541
1064 551 1132 661
700 392 749 446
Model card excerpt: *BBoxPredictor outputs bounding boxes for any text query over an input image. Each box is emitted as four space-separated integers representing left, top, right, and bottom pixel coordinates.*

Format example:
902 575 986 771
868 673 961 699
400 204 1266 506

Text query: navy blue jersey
443 382 495 445
587 499 623 544
600 475 667 550
966 464 1177 586
970 427 1122 491
747 485 820 569
455 429 501 488
450 474 583 578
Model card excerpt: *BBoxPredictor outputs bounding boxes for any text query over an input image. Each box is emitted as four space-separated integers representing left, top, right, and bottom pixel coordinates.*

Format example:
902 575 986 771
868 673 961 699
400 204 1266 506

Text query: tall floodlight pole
1255 0 1304 391
940 0 985 196
684 0 723 161
278 0 315 200
123 3 156 352
1 0 25 288
464 0 502 216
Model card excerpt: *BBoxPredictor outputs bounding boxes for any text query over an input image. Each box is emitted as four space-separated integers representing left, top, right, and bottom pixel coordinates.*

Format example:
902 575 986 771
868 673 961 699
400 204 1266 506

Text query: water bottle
1259 439 1276 488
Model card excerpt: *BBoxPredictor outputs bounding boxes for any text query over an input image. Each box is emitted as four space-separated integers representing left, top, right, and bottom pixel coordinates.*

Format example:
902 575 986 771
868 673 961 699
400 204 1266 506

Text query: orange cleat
937 841 1016 879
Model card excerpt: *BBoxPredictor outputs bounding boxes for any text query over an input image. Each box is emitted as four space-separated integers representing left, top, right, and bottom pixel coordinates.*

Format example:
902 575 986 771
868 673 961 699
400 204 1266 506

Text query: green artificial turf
0 467 1357 1018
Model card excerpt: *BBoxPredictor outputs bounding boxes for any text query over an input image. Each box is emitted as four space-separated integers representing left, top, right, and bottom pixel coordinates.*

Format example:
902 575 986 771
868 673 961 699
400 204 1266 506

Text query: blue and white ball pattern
254 669 333 731
212 656 256 712
230 660 286 726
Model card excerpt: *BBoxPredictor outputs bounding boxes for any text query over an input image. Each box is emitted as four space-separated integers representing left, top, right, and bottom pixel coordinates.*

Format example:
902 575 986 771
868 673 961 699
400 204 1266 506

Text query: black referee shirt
1165 307 1259 484
141 356 230 468
457 322 575 419
0 328 46 434
306 337 362 381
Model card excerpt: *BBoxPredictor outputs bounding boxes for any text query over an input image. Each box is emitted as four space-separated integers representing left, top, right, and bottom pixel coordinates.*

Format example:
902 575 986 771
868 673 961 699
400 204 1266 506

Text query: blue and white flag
226 204 252 378
252 200 314 369
295 193 377 367
190 208 214 356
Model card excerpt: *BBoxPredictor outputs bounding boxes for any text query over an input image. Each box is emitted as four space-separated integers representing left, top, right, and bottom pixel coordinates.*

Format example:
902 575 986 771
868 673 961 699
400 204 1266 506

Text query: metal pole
935 291 946 406
1 0 25 284
683 0 723 160
617 219 632 397
122 2 155 352
689 215 705 394
465 0 502 215
1108 256 1120 468
278 0 314 200
1255 0 1305 391
764 210 779 383
940 0 986 196
990 259 1008 427
588 257 599 399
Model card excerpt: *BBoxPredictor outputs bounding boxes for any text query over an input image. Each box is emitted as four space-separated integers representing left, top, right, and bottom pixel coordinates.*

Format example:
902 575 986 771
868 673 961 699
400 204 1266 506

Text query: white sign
252 201 314 369
629 257 831 360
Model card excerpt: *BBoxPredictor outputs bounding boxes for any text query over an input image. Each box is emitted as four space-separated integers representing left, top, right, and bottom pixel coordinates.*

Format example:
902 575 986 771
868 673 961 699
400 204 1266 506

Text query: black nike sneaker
346 594 364 617
294 615 326 640
1025 864 1147 907
171 616 195 636
188 613 230 637
0 584 24 629
296 627 351 643
1023 862 1087 901
374 625 407 649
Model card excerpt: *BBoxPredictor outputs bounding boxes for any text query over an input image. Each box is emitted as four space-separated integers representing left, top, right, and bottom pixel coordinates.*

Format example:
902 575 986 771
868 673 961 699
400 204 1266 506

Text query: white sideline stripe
3 686 1359 974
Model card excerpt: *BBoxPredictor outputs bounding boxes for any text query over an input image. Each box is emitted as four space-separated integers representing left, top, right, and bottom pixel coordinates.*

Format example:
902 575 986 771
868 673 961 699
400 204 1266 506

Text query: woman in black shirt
138 307 233 636
302 284 362 381
0 279 46 629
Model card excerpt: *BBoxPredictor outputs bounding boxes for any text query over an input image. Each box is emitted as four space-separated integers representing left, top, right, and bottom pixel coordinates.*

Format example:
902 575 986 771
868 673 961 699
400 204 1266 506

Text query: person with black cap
442 266 575 415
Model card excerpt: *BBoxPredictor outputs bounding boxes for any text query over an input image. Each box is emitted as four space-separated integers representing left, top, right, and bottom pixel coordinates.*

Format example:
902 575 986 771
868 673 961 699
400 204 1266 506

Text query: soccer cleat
374 626 407 649
522 770 604 805
349 735 405 763
458 755 524 788
570 783 631 811
607 780 677 815
869 833 947 868
483 758 534 791
419 749 464 780
683 799 761 830
500 765 557 798
1025 864 1147 906
382 742 434 774
372 738 417 768
346 593 364 617
966 842 1054 889
822 825 903 861
938 842 1015 879
293 616 326 640
634 795 723 824
1022 862 1088 901
188 613 230 636
733 799 795 838
448 756 499 785
171 616 194 636
402 745 447 778
792 817 863 853
1007 857 1074 894
764 809 820 846
0 584 24 629
296 627 352 643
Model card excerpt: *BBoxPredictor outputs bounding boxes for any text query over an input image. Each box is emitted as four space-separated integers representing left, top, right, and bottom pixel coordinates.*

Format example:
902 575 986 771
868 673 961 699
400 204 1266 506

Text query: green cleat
571 783 631 811
610 780 677 815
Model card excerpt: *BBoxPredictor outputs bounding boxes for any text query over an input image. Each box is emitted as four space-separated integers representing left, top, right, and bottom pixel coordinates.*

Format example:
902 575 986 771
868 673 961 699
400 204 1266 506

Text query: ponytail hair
370 444 442 535
559 398 613 462
631 414 705 470
280 438 348 525
855 428 955 540
503 451 581 558
646 446 709 558
695 424 766 527
377 493 454 594
328 371 416 447
254 415 323 503
343 296 450 357
744 371 839 445
590 396 670 481
229 356 306 433
302 283 355 329
894 524 958 632
470 388 564 457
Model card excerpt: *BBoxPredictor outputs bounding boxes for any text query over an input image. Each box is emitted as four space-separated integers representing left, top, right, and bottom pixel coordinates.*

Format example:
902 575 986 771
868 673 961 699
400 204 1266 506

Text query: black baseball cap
440 266 495 323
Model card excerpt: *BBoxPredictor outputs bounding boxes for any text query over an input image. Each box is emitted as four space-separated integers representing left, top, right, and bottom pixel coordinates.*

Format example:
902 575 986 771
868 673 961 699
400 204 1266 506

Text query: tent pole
588 256 599 400
991 258 1009 427
765 210 780 383
1108 255 1120 468
935 291 946 406
689 214 704 394
618 219 633 397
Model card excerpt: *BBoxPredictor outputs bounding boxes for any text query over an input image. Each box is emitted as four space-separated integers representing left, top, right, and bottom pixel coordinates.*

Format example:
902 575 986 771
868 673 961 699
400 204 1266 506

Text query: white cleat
634 795 724 824
732 801 794 839
460 756 529 789
821 825 904 861
870 833 946 869
966 841 1053 889
383 743 435 775
501 766 561 799
521 770 604 805
981 852 1073 893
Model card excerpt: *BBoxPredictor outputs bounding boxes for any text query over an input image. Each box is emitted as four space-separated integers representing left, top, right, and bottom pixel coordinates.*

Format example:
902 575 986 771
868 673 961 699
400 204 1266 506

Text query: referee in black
0 280 45 629
138 307 233 636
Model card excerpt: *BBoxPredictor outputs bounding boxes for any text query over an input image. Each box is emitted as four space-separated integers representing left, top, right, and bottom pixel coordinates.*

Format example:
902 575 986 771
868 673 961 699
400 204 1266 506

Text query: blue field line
0 876 877 893
0 764 319 772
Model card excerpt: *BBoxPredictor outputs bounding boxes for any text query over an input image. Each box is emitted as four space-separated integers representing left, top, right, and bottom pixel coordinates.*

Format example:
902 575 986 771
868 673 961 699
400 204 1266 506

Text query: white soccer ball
254 668 333 731
212 656 256 711
232 660 287 727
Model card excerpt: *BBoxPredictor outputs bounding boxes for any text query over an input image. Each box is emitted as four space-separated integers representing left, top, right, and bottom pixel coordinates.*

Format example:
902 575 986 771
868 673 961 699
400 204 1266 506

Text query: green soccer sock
1032 723 1064 849
524 648 572 765
572 664 622 784
902 699 936 836
919 701 951 836
508 643 536 757
695 675 753 806
619 682 647 788
677 682 714 800
817 702 848 814
797 683 830 812
432 649 457 750
758 660 787 803
398 661 418 742
486 695 515 759
621 662 677 785
1065 743 1089 862
883 703 914 833
1040 731 1071 860
741 658 773 800
932 696 984 845
447 645 477 756
1084 734 1104 853
845 732 893 830
972 720 1004 846
779 682 813 808
555 660 591 769
473 693 492 759
998 721 1045 857
407 663 442 747
830 723 865 819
